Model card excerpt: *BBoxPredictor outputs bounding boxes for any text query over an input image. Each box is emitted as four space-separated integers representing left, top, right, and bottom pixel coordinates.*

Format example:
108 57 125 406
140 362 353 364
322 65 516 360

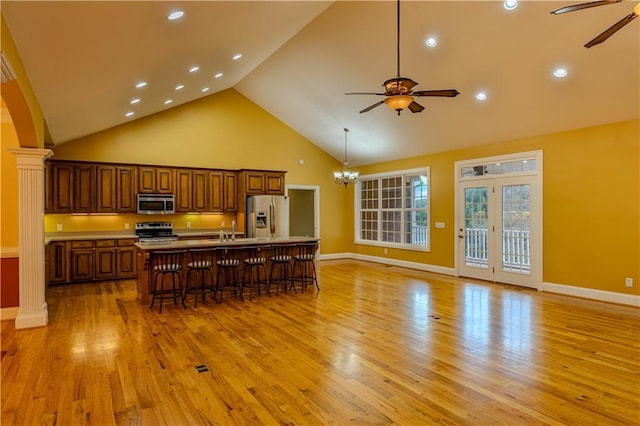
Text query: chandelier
333 128 359 186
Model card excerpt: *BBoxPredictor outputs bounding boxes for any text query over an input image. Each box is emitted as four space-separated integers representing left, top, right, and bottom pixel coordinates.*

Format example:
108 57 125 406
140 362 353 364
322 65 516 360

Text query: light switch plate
435 222 445 229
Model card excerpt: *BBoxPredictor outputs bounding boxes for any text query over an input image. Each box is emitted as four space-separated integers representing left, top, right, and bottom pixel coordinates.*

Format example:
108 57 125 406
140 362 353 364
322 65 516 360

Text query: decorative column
7 147 53 329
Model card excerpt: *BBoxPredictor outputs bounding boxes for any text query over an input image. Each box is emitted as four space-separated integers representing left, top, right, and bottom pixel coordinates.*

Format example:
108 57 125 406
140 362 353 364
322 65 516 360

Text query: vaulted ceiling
2 1 638 166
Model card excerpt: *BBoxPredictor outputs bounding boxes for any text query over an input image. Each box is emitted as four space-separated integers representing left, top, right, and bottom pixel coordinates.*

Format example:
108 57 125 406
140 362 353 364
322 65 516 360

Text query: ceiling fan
551 0 640 48
346 0 459 115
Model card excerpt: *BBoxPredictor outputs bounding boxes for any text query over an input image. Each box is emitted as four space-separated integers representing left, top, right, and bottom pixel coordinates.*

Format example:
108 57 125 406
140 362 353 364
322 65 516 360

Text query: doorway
455 152 542 289
285 185 319 238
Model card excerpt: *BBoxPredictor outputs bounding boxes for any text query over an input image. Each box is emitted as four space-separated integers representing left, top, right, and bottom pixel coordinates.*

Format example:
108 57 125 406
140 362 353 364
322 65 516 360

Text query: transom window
356 168 430 251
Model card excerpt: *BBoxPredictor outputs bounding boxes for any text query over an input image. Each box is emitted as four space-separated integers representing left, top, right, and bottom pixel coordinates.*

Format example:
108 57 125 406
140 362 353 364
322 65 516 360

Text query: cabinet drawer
95 239 116 248
69 240 94 249
117 238 137 247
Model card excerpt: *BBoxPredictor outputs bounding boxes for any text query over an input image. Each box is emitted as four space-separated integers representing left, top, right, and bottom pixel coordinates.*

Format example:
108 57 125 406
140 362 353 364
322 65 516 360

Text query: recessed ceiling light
125 111 134 117
214 73 223 79
425 37 437 47
189 66 200 73
175 84 184 90
232 54 243 60
553 67 568 78
164 99 173 105
167 10 184 21
475 92 488 101
503 0 518 10
130 98 140 105
135 81 147 88
201 87 210 93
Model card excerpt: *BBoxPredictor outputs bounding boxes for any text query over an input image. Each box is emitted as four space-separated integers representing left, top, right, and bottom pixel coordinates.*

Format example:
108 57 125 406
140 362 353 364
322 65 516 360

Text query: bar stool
183 248 216 308
215 246 243 303
241 245 270 300
292 242 319 293
269 244 294 295
149 250 187 313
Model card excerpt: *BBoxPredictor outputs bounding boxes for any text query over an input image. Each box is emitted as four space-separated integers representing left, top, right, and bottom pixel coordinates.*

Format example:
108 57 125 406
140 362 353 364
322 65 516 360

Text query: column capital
6 147 53 169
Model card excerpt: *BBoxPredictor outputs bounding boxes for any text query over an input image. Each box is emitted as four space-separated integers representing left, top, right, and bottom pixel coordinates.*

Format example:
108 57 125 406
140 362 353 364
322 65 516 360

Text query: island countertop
135 236 318 251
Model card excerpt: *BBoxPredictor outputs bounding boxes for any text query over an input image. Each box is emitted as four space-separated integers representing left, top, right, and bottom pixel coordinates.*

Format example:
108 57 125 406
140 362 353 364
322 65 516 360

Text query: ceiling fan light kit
551 0 639 48
346 0 459 115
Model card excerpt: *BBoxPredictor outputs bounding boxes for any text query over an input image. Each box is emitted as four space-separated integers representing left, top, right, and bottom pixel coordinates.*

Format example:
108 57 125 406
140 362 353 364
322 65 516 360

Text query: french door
456 154 541 289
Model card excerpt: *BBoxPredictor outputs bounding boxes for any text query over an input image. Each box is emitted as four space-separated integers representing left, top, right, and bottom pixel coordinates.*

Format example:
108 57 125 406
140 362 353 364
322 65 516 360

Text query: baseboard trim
318 252 455 276
15 304 49 329
542 282 640 307
0 307 19 321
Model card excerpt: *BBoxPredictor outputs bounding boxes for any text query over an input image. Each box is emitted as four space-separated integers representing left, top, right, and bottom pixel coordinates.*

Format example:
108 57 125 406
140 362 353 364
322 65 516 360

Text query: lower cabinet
47 238 139 285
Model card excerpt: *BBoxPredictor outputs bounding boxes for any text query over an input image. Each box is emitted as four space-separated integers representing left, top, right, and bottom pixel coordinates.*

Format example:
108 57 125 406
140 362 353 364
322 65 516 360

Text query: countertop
44 228 243 244
135 236 318 251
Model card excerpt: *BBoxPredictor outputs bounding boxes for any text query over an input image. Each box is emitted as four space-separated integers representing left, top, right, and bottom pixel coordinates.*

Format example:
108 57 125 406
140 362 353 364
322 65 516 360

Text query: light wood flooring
2 259 639 425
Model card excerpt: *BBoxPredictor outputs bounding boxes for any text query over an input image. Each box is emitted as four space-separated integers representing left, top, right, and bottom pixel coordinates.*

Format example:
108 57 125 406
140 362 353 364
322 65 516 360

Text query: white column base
15 303 49 328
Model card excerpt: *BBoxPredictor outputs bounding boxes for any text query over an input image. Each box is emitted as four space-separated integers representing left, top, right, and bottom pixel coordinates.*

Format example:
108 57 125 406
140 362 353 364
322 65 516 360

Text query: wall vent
1 52 17 84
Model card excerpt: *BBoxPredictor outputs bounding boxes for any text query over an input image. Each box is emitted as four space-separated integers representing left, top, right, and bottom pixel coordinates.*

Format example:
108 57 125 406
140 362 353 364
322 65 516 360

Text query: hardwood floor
2 259 639 425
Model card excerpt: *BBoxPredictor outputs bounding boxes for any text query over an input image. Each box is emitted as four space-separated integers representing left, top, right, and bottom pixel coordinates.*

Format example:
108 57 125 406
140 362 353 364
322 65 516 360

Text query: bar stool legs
292 242 319 293
242 245 270 300
149 250 187 313
215 247 242 303
183 249 216 308
269 244 294 295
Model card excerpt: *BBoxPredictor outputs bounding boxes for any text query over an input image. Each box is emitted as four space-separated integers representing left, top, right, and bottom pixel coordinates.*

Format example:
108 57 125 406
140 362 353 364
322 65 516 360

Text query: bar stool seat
184 248 216 308
292 242 319 293
149 250 187 313
269 244 294 295
215 246 243 303
242 245 270 300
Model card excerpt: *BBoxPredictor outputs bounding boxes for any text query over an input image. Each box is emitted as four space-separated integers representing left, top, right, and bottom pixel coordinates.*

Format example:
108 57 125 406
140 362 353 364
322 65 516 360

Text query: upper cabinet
116 166 137 213
138 166 175 194
209 171 237 212
47 162 75 213
241 170 285 195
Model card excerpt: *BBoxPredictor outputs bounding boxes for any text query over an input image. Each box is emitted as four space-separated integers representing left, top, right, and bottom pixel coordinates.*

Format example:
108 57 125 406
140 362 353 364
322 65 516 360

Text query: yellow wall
49 89 353 254
356 119 640 296
1 98 20 248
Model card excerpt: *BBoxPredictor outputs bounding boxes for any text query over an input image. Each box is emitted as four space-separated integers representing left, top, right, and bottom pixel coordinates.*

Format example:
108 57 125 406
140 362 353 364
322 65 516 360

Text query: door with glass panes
457 170 539 288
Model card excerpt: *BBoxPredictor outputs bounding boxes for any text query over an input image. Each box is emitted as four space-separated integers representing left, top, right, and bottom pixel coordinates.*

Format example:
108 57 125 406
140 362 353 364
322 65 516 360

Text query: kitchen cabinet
74 164 96 212
209 171 237 211
192 170 208 212
96 165 117 213
48 162 75 213
46 241 68 284
116 239 137 278
241 170 285 196
94 240 116 280
138 166 175 194
116 166 137 212
69 240 94 282
175 169 192 212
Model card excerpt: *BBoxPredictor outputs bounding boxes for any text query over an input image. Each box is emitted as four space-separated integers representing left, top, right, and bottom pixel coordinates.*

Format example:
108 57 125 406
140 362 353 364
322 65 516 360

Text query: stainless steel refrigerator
246 195 289 238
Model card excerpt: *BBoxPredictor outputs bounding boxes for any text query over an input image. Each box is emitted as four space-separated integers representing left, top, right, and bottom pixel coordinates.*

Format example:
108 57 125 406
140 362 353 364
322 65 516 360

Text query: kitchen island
135 236 319 305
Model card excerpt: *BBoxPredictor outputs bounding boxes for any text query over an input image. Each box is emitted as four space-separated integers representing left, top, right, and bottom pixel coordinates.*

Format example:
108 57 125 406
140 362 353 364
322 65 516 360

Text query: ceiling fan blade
359 101 385 113
413 89 460 97
408 101 424 113
585 12 638 47
551 0 620 15
346 92 386 96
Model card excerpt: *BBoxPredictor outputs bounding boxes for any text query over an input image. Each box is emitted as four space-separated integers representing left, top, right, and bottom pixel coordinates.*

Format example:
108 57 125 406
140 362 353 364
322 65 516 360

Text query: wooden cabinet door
50 162 75 213
137 167 156 193
74 164 96 212
96 165 117 213
175 169 192 212
223 172 238 211
192 170 208 212
95 248 116 280
46 241 67 284
116 166 136 212
244 171 265 194
116 241 137 278
265 172 284 195
70 248 94 282
208 171 223 211
156 168 174 194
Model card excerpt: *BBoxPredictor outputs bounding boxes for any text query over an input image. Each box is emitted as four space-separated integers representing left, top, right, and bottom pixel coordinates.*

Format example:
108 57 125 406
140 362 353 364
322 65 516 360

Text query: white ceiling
2 1 639 166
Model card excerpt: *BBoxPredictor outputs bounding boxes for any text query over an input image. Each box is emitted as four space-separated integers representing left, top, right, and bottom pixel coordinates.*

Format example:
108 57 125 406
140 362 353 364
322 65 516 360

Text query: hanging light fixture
333 128 359 186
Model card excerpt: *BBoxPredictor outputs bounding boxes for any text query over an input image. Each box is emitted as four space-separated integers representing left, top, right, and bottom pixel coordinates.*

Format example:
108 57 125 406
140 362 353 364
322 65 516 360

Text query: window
356 168 430 250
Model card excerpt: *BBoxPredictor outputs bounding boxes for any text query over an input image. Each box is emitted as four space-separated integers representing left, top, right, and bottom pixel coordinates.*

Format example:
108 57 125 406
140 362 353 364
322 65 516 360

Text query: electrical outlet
125 223 130 230
186 222 191 228
56 224 63 231
625 277 633 287
384 248 388 254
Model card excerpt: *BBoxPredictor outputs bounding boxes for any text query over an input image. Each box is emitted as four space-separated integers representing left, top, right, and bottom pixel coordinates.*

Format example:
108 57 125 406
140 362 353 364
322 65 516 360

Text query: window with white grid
356 168 430 250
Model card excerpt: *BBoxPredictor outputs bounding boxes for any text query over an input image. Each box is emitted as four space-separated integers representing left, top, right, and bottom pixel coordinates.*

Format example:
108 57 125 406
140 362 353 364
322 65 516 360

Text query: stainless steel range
135 222 178 242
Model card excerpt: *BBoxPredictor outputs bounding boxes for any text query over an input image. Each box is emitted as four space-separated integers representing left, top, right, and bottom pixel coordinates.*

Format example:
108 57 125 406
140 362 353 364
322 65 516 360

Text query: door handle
458 235 464 239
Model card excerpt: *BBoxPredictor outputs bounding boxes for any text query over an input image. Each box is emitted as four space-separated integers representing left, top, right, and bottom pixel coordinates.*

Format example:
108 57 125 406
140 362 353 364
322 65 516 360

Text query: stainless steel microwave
137 194 175 214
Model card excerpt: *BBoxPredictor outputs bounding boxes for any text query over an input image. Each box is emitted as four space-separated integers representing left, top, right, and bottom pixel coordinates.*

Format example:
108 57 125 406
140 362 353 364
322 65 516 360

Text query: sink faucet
231 220 237 241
